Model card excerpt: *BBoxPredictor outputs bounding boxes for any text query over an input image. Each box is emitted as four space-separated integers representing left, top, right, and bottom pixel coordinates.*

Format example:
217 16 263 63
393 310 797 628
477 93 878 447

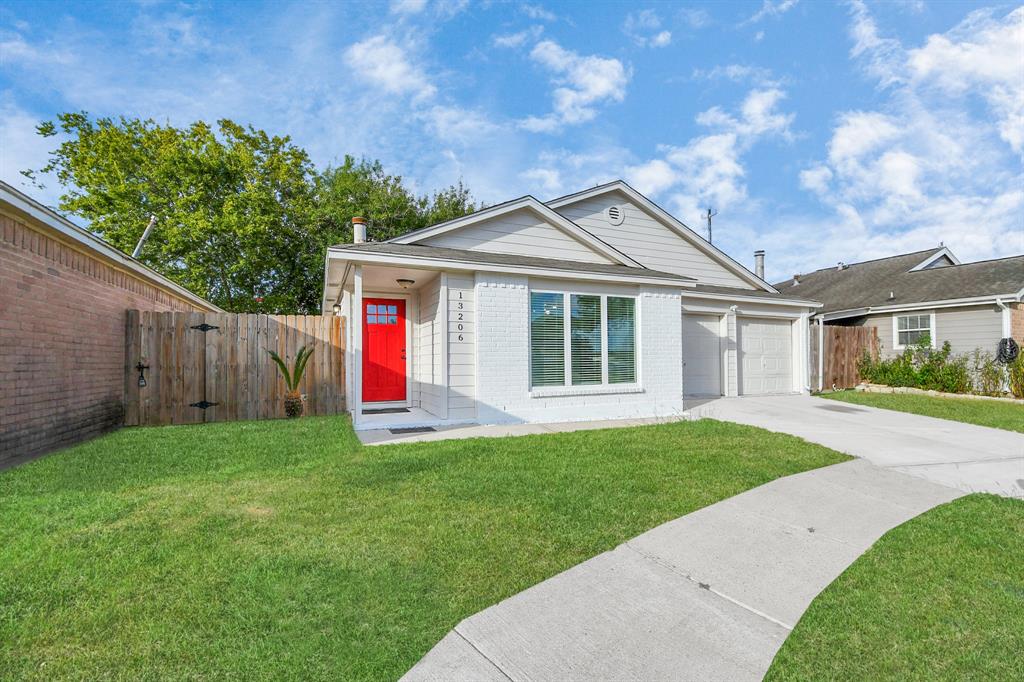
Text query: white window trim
529 288 641 395
892 311 936 350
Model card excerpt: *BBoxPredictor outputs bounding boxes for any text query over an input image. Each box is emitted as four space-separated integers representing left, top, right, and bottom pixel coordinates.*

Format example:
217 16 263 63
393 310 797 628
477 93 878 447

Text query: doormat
389 426 436 434
363 407 411 414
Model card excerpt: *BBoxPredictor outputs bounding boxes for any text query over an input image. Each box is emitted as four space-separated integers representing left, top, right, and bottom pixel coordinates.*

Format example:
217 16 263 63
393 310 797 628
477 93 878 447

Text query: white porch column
353 265 363 427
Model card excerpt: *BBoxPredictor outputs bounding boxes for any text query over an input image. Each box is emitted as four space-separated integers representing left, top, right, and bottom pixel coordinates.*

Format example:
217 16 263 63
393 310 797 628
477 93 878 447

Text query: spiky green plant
267 345 314 418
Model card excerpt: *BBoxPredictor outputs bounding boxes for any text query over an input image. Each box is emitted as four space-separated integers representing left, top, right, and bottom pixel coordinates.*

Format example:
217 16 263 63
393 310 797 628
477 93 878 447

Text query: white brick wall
475 272 684 423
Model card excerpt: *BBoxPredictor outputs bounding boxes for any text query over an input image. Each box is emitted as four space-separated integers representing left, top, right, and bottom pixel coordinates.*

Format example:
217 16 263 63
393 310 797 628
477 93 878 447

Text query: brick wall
474 272 684 423
1 211 206 464
1012 303 1024 344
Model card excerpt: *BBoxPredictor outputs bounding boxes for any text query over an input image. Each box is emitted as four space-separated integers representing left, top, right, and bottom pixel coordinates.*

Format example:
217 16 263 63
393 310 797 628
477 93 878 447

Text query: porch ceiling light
396 278 415 289
332 303 341 315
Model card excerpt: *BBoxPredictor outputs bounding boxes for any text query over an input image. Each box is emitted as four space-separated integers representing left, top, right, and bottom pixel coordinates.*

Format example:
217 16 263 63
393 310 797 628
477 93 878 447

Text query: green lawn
822 390 1024 433
0 416 847 681
767 494 1024 681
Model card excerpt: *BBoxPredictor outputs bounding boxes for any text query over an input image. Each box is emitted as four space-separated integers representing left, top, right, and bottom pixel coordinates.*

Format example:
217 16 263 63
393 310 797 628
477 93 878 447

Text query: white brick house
322 181 820 430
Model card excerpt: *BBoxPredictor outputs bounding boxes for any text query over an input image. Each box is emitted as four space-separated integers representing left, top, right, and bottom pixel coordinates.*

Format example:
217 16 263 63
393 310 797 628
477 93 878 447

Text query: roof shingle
774 248 1024 314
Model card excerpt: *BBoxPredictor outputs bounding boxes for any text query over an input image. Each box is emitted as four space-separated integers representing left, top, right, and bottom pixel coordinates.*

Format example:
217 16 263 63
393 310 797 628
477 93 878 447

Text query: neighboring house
322 180 820 430
774 247 1024 361
0 182 220 463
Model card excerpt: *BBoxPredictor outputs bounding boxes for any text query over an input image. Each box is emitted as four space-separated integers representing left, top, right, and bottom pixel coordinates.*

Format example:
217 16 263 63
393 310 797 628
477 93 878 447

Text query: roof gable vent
604 205 625 226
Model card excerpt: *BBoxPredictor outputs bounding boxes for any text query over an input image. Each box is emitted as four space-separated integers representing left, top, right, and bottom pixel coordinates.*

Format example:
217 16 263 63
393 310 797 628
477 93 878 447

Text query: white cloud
678 8 711 29
624 88 795 227
0 97 61 204
492 25 544 48
343 35 437 101
390 0 428 14
623 9 673 48
520 40 630 132
692 63 781 87
744 0 799 25
795 2 1024 270
520 4 557 22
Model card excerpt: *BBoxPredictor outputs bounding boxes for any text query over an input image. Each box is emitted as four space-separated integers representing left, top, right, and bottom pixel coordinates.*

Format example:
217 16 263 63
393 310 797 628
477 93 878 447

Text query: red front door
362 298 407 402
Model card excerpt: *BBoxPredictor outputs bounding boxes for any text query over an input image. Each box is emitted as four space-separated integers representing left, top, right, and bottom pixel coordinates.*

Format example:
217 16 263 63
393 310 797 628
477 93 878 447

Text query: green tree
27 114 476 313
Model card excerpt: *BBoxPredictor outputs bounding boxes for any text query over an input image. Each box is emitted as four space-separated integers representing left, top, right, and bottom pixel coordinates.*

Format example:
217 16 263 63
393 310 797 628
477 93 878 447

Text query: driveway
402 459 960 681
694 394 1024 499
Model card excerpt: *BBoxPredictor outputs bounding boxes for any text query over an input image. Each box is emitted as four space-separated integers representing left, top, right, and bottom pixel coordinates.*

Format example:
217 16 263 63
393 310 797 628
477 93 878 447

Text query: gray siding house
774 247 1024 360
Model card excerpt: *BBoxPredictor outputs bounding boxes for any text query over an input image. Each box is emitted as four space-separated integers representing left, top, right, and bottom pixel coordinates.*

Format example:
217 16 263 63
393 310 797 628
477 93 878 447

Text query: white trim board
546 180 778 293
325 248 696 288
388 195 642 268
909 247 961 271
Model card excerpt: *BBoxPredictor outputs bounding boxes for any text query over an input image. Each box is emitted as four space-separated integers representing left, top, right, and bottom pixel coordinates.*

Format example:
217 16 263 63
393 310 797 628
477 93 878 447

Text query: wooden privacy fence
125 312 345 426
810 325 879 391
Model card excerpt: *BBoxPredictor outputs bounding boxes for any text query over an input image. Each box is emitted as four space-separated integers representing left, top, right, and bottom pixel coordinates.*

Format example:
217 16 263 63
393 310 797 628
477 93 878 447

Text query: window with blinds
571 295 602 385
607 297 636 383
530 292 565 387
529 291 637 389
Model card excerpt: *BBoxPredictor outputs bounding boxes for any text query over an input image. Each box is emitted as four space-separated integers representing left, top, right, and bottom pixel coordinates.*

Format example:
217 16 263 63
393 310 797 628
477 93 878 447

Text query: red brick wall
1 210 208 463
1012 303 1024 344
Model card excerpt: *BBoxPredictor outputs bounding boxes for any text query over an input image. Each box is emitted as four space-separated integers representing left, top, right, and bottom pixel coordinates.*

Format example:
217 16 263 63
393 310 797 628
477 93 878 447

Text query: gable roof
546 180 778 293
774 247 1024 316
328 242 696 285
387 195 642 268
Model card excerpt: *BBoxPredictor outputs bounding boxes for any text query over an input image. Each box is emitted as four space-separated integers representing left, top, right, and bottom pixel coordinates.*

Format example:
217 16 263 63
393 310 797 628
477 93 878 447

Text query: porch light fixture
332 303 341 315
396 278 415 289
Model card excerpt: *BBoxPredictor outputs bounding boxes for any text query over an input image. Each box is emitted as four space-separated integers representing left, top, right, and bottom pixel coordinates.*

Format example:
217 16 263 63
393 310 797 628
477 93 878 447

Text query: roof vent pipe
754 250 765 280
792 274 800 285
352 217 367 244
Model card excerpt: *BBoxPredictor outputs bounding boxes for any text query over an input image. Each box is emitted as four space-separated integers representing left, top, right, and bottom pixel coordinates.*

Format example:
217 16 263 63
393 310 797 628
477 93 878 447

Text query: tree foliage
26 113 476 313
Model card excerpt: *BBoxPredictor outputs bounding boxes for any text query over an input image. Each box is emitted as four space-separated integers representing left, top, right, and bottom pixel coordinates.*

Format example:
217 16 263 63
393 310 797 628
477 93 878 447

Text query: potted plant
267 345 314 418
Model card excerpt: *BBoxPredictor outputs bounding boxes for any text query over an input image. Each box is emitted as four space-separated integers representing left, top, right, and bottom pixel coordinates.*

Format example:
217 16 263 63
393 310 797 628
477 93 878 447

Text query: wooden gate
125 312 345 426
811 324 879 391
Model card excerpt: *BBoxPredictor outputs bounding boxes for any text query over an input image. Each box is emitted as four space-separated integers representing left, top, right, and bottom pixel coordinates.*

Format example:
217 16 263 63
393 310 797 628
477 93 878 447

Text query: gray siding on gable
421 208 613 264
554 192 754 289
851 304 1003 357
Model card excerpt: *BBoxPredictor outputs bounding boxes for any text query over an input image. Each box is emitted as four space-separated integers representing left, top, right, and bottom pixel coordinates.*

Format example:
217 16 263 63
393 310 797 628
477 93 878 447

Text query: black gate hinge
190 400 219 409
191 323 219 332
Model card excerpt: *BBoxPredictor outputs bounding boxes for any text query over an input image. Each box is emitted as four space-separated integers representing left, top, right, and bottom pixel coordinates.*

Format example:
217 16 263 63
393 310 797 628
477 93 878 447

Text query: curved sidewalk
402 458 961 681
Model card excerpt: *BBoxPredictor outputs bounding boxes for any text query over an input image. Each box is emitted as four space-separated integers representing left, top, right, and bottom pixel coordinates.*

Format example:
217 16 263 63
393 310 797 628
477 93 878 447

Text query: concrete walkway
357 415 685 446
695 395 1024 498
402 459 961 681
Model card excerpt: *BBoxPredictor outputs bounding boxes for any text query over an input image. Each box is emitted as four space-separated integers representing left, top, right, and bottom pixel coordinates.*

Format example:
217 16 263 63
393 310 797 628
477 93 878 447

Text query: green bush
858 336 979 395
968 349 1006 396
1009 354 1024 399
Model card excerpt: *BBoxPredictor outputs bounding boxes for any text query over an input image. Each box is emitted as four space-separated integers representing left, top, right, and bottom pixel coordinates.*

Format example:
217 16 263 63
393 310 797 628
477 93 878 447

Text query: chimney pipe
754 250 765 280
352 217 367 244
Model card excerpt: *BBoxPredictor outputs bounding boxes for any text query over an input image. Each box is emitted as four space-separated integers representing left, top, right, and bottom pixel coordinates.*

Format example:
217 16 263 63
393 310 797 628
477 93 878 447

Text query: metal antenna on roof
705 208 718 243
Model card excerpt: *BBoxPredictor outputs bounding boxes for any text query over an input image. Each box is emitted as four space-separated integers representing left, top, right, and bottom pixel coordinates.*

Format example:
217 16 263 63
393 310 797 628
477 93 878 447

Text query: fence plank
124 312 346 426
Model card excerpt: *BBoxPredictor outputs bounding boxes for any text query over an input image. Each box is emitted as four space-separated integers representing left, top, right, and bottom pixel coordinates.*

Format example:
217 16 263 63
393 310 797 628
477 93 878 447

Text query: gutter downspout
817 317 824 393
996 298 1011 339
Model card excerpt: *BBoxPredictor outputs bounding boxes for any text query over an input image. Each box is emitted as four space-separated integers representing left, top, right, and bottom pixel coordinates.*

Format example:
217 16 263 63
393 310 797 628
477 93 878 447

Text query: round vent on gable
604 205 625 226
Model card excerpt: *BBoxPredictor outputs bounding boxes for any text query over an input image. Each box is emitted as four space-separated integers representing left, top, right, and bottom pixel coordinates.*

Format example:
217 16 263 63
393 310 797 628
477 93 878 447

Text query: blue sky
1 0 1021 282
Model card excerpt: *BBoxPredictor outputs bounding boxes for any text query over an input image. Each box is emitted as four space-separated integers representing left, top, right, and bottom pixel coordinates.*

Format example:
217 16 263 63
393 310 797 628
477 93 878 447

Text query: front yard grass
822 390 1024 433
0 416 846 681
767 494 1024 681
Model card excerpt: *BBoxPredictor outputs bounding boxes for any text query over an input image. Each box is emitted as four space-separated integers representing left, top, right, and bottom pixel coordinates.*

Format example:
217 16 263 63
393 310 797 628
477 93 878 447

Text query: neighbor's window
896 314 931 347
529 291 636 389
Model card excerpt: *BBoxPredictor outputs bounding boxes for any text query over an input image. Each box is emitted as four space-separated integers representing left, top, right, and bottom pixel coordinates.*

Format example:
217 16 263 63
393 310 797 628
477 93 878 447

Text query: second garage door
738 317 792 395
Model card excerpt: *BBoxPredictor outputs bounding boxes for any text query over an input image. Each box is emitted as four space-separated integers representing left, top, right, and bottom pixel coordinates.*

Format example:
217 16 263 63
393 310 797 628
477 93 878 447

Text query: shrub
969 349 1006 396
1009 354 1024 399
857 336 976 395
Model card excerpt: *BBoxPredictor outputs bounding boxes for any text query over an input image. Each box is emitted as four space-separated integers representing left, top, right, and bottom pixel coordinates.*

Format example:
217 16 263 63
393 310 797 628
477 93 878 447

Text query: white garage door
682 313 722 396
738 318 793 395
